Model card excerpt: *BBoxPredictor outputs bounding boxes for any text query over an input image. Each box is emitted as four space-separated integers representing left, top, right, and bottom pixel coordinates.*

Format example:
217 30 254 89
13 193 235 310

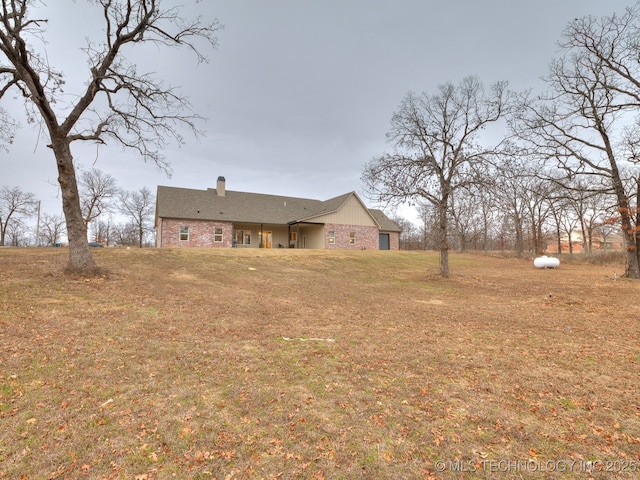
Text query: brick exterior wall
160 219 233 247
159 219 399 250
388 232 400 250
324 223 379 250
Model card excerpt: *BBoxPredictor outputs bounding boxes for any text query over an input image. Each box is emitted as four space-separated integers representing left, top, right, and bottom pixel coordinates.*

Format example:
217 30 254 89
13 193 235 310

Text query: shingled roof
155 186 398 228
369 209 402 232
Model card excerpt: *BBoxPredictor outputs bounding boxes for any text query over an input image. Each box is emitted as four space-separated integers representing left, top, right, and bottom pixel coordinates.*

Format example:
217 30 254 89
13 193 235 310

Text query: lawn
1 248 639 479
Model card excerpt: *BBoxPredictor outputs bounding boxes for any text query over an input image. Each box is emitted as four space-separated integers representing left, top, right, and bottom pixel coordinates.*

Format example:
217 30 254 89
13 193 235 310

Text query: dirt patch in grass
1 248 638 479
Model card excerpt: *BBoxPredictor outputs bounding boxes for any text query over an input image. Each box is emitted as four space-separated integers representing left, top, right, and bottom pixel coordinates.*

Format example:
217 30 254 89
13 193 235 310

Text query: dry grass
1 247 639 479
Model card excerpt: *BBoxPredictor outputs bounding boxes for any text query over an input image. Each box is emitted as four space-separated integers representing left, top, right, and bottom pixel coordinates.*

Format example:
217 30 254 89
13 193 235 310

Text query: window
290 232 297 243
214 227 223 242
328 231 335 244
349 232 356 245
235 230 251 245
179 226 189 241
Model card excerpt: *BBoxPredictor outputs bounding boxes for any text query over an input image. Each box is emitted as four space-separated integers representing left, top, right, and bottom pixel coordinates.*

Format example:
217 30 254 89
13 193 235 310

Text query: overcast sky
1 0 636 226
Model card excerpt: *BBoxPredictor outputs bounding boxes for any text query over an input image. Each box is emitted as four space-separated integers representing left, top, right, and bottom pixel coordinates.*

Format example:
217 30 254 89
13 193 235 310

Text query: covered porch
232 222 325 249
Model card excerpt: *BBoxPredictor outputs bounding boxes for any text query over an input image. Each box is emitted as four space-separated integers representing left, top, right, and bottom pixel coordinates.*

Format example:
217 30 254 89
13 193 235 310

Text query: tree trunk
440 248 450 277
530 218 537 254
457 228 466 253
482 212 489 252
438 200 450 278
624 233 640 278
53 139 97 273
580 218 588 253
537 224 544 254
635 179 640 273
609 173 640 278
514 214 524 257
623 180 640 278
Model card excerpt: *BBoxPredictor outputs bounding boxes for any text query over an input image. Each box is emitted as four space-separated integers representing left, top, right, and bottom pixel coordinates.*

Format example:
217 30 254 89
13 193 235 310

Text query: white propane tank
534 255 560 269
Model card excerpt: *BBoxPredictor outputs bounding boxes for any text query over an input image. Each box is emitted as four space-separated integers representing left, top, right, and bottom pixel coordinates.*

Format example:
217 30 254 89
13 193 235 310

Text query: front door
260 231 272 248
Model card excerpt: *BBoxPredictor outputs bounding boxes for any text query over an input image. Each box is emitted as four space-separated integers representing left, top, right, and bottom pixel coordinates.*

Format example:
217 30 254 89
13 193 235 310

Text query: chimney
216 176 226 197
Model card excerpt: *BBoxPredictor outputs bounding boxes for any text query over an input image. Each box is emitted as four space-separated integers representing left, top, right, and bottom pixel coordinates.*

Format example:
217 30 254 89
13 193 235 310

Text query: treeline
364 4 640 277
391 165 621 255
0 168 155 247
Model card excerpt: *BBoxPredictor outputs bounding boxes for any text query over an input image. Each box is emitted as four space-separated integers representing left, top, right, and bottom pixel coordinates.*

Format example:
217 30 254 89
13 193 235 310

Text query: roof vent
216 176 226 197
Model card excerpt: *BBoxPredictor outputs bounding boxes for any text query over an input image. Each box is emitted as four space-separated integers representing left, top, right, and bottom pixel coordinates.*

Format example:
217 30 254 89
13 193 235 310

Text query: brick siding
159 219 398 250
324 223 379 250
160 219 233 247
388 232 400 250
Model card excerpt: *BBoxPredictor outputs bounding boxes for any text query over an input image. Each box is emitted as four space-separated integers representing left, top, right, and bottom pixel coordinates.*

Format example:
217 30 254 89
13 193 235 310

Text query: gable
303 193 378 227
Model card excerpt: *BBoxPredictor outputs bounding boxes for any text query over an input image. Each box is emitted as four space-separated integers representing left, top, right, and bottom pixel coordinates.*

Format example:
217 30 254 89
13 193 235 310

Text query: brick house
545 229 624 253
155 177 401 250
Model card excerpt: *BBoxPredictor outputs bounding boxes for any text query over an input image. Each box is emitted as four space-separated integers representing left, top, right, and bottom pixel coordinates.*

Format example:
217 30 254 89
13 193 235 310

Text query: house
545 229 624 253
155 177 401 250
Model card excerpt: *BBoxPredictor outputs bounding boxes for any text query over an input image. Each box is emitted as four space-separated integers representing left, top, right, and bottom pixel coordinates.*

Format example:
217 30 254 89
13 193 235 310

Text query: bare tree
39 213 66 246
0 186 36 246
113 221 139 247
390 215 417 250
5 218 29 246
491 151 556 256
547 196 568 254
596 202 626 250
558 206 581 254
494 166 528 256
79 168 119 227
363 76 510 276
510 5 640 277
555 177 610 253
449 181 495 252
416 201 438 250
470 180 499 252
524 176 556 254
92 219 114 246
118 187 155 248
0 1 219 272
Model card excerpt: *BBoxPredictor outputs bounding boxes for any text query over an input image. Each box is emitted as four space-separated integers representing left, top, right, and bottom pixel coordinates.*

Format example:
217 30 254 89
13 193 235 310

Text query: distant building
546 229 624 253
155 177 401 250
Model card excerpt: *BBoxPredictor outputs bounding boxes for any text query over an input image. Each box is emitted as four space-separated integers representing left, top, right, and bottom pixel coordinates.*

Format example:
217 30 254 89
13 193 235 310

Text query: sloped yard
1 248 638 479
